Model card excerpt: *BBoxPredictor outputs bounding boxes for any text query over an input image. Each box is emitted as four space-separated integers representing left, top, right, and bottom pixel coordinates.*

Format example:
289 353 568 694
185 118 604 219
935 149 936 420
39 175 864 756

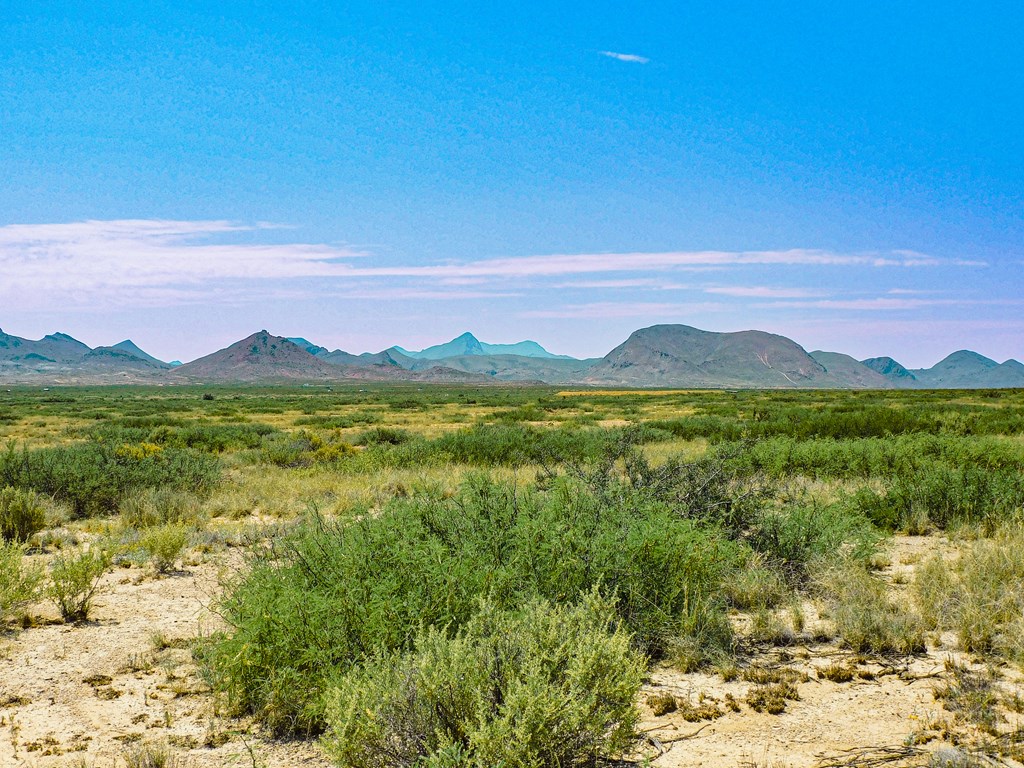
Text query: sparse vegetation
48 546 110 621
1 384 1022 765
0 541 43 623
816 562 926 655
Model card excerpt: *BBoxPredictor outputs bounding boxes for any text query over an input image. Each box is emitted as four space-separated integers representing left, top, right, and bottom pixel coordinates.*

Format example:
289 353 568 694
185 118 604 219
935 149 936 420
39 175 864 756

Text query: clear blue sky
2 1 1022 365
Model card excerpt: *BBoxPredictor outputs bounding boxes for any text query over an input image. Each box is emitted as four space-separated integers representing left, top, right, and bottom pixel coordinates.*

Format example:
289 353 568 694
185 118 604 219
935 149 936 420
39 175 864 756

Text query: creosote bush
205 451 754 736
140 523 190 573
0 440 220 519
48 546 110 622
0 485 47 543
322 593 644 768
0 541 44 623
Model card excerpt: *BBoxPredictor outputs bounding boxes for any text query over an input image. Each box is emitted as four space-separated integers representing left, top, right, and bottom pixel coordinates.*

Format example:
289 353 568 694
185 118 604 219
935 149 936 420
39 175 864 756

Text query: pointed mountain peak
45 332 87 345
112 340 167 366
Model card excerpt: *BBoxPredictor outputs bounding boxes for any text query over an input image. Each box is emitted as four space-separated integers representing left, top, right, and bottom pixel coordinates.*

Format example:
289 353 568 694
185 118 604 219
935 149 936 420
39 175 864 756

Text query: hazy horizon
3 4 1021 368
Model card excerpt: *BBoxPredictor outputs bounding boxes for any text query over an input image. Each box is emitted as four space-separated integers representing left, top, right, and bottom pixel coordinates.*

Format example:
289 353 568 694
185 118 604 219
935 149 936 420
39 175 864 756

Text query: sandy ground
0 555 331 768
1 536 1021 768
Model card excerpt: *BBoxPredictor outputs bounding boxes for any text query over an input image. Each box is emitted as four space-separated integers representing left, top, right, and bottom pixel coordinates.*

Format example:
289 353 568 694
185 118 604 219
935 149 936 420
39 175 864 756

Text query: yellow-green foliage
139 523 190 573
48 546 110 622
0 485 46 542
322 593 644 768
0 541 44 622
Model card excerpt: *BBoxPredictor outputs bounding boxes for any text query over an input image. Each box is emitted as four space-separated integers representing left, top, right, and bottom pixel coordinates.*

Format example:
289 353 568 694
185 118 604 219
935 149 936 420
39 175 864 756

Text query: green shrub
0 485 46 543
0 441 220 519
48 547 110 621
322 593 643 768
0 541 44 622
206 470 745 734
259 430 356 468
353 427 412 446
855 466 1024 532
746 501 881 580
140 523 190 573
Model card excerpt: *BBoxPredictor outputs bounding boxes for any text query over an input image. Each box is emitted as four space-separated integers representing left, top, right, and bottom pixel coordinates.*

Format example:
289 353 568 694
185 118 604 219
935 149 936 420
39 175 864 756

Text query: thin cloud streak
704 286 821 298
521 301 727 319
757 298 1002 311
598 51 650 63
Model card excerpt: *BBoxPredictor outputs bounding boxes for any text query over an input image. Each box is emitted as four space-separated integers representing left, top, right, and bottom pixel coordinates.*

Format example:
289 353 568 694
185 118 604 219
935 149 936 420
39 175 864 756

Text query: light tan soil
0 555 331 768
2 536 1021 768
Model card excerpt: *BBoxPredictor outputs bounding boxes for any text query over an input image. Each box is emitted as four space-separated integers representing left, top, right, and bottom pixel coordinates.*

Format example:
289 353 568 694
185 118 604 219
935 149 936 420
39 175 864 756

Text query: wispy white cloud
757 297 992 311
0 219 987 313
351 248 958 279
554 278 693 290
598 51 650 63
521 301 726 319
704 285 822 299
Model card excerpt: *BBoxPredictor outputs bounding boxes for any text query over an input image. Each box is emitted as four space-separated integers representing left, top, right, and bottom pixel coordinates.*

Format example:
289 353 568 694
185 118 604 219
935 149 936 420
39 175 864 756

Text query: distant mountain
912 350 1024 389
587 325 852 388
0 323 1021 388
402 353 599 383
85 347 170 370
320 348 414 368
809 351 894 389
174 331 486 383
395 332 571 360
286 337 330 356
0 328 90 363
861 356 918 383
175 331 344 381
111 340 169 366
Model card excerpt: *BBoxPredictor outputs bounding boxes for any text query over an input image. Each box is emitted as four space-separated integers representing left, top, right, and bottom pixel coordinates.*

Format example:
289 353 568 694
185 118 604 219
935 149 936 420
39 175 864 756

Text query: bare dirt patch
0 557 331 768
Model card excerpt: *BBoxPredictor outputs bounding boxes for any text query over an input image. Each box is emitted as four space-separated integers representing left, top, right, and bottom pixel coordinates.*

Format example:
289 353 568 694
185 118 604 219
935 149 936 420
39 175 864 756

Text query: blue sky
2 1 1022 366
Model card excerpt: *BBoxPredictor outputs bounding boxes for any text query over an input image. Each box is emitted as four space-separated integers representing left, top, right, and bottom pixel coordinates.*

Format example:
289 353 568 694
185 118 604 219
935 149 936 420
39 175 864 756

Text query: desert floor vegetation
1 384 1023 767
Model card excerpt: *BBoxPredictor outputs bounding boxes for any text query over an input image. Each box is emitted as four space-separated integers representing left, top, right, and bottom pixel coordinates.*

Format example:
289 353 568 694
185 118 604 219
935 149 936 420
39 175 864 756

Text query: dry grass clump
647 690 677 716
816 561 926 655
725 556 790 609
122 740 183 768
746 682 800 714
817 663 855 682
933 660 1004 736
647 691 726 721
914 523 1024 661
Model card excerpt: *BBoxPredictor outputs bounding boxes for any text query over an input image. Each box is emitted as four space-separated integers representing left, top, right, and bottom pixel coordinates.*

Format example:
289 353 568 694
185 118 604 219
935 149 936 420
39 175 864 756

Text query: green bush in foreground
207 470 745 734
0 541 44 623
0 485 47 543
48 547 110 622
322 593 644 768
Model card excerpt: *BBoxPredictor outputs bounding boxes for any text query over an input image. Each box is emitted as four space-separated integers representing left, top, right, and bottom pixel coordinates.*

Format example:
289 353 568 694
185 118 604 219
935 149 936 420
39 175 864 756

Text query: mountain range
1 325 1022 389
